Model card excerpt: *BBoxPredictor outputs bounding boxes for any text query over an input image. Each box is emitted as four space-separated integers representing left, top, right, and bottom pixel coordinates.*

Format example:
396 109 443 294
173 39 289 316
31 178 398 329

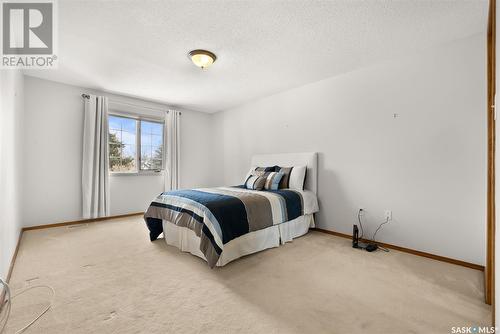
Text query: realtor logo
1 0 57 68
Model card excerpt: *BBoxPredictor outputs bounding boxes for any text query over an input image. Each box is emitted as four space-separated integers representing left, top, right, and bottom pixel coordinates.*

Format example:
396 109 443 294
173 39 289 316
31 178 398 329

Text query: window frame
108 111 165 176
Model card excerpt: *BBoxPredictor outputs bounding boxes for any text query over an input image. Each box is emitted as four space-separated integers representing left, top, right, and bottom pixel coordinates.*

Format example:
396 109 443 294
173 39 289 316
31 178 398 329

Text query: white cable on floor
0 279 55 334
0 279 12 334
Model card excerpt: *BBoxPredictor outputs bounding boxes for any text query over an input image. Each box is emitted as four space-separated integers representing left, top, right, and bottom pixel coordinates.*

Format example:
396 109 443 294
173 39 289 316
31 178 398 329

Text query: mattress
163 214 315 266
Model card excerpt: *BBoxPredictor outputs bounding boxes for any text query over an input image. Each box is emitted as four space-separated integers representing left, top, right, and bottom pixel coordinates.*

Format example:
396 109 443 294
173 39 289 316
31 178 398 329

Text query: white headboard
251 152 318 195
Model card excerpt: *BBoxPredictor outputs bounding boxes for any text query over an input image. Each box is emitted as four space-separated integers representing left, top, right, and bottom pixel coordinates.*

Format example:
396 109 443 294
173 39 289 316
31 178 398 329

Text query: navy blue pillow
255 166 278 173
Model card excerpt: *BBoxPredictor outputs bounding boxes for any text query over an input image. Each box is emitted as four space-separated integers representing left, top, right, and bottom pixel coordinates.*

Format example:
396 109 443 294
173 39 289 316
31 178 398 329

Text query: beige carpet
5 216 491 334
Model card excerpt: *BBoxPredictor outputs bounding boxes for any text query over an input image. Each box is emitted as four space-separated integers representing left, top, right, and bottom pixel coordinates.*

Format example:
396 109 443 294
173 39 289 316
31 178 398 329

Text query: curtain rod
81 93 181 115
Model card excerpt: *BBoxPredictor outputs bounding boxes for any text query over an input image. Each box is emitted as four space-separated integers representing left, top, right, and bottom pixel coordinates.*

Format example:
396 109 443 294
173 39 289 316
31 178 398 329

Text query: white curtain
82 95 110 218
165 110 181 191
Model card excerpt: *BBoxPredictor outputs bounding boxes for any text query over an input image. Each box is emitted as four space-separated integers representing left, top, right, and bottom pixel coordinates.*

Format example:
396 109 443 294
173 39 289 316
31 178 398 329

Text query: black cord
357 209 364 239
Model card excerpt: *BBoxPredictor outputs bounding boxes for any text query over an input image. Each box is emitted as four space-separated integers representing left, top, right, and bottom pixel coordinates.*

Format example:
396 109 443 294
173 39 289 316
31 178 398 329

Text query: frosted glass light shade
189 50 216 69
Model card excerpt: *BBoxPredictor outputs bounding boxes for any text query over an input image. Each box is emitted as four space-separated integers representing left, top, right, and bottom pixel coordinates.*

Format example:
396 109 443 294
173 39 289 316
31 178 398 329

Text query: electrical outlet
384 210 392 221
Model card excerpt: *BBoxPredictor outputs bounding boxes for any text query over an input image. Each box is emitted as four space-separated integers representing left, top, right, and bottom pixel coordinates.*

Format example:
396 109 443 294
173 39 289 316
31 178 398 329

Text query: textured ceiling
25 0 488 113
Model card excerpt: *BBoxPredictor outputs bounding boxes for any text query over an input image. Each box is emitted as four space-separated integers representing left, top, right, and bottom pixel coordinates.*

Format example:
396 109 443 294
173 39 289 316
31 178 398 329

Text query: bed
144 152 319 267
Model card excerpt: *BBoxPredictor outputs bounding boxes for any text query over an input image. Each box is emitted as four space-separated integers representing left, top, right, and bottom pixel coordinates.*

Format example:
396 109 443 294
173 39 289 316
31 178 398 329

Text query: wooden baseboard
311 228 485 272
5 230 23 283
22 212 144 232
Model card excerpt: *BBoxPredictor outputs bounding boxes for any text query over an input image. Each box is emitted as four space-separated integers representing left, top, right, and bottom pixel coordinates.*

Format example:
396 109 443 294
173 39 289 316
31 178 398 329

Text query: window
108 114 164 173
109 115 137 172
141 120 163 171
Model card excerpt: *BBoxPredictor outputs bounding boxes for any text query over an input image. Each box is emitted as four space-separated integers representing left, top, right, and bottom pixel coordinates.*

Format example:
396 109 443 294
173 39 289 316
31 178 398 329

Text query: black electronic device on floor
352 225 368 249
353 224 379 252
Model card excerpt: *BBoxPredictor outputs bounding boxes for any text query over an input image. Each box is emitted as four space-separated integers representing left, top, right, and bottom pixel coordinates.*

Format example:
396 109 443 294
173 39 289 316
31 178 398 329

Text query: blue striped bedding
143 186 304 267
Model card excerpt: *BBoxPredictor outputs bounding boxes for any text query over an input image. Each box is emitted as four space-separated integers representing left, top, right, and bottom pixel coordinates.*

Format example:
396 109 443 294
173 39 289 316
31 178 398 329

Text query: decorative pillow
277 167 293 189
244 166 278 183
264 172 284 190
277 165 307 190
245 172 267 190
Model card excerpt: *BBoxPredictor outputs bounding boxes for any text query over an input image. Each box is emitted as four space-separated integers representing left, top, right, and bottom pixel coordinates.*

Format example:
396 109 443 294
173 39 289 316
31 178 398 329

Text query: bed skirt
162 214 315 266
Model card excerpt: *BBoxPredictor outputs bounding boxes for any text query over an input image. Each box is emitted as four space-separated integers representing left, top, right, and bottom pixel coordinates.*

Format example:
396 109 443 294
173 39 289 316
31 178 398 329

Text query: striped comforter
143 186 304 267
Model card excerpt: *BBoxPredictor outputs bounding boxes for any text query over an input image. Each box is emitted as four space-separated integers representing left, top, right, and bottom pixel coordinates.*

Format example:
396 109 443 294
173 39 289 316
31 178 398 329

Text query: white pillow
288 165 307 190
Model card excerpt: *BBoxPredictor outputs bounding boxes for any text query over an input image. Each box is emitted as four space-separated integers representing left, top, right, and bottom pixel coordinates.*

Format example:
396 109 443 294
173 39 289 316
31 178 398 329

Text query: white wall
22 76 218 227
214 33 487 265
0 70 24 279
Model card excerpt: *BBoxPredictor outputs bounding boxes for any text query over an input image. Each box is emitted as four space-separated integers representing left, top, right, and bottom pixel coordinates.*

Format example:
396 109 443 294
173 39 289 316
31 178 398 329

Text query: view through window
109 115 164 173
141 120 163 170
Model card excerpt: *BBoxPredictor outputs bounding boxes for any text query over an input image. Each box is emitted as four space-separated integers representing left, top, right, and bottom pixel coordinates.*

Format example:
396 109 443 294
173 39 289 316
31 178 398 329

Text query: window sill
110 171 164 177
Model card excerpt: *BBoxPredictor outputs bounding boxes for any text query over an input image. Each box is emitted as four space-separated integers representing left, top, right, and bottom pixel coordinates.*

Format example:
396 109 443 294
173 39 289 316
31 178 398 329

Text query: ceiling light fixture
188 49 216 69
